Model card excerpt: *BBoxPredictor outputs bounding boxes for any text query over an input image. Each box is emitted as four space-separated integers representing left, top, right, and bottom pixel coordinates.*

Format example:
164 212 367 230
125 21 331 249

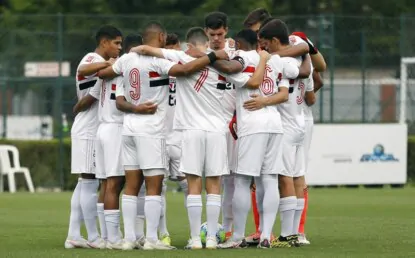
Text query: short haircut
166 33 180 46
123 33 143 53
243 8 271 28
204 11 228 29
95 25 122 45
259 17 274 31
234 29 258 47
142 21 166 42
186 27 209 45
258 19 289 45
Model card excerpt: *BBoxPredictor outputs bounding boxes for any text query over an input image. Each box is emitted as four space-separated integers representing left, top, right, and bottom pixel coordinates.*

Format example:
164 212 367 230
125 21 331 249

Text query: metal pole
329 14 335 122
400 59 407 124
361 30 366 122
318 14 324 122
57 13 65 190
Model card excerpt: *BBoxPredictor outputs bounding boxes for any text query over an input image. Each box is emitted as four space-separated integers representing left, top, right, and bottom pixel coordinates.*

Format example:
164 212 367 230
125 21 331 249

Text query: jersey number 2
129 68 140 100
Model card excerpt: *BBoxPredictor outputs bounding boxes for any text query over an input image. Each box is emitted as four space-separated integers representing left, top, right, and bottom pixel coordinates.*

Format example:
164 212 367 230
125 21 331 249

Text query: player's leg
97 180 107 243
158 178 170 245
121 135 143 249
299 120 313 245
135 182 146 246
138 137 175 250
103 124 125 249
204 131 229 249
75 138 103 248
221 133 236 237
256 133 282 248
94 131 107 246
272 138 298 248
292 145 306 241
245 181 261 245
181 130 204 250
219 134 265 249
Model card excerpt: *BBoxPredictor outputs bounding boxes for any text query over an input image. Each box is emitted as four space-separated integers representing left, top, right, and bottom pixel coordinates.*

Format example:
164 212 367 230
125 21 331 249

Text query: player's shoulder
80 52 104 64
289 35 306 46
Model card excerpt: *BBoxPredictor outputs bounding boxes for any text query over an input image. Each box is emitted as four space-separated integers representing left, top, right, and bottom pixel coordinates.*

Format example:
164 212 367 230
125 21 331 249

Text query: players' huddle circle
66 8 325 251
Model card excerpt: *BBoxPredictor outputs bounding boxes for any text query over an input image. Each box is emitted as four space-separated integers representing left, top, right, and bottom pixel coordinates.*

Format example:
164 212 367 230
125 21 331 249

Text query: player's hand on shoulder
258 50 271 62
243 94 266 111
214 50 229 60
134 101 158 114
106 58 116 66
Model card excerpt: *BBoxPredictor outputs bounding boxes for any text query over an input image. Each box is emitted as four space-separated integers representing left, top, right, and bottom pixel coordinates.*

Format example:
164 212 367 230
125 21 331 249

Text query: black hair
95 25 122 45
166 33 180 46
123 33 143 53
142 21 166 43
243 8 271 28
234 29 258 47
258 19 289 45
186 27 209 45
204 12 228 30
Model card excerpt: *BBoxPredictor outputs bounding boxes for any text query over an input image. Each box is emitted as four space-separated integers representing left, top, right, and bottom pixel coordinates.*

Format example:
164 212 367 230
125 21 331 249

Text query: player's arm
168 50 228 77
130 45 164 58
73 79 101 115
275 43 309 58
298 55 312 79
304 76 316 106
313 69 324 92
311 52 326 72
98 66 118 79
243 87 289 111
245 51 270 89
78 58 115 77
115 96 157 114
213 59 244 74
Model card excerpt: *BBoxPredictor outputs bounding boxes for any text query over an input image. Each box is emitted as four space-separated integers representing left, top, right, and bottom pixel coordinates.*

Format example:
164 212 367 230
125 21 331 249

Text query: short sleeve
88 79 101 99
289 35 307 46
112 56 124 75
152 57 176 76
278 78 290 88
115 77 125 97
227 72 250 88
282 57 300 79
232 50 249 70
305 76 314 92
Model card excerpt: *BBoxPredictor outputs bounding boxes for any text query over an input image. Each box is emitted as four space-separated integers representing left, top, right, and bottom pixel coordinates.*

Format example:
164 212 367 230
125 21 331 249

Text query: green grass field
1 187 414 258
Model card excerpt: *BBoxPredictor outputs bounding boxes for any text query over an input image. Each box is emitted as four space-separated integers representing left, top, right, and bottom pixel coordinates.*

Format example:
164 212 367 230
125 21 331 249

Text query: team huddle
65 8 326 250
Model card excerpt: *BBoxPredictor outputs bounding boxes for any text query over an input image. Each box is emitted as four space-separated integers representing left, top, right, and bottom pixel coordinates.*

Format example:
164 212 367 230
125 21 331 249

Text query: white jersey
161 49 227 133
208 40 236 123
71 52 104 139
302 63 314 121
166 77 177 142
227 50 299 137
90 76 124 124
112 52 175 138
277 35 309 140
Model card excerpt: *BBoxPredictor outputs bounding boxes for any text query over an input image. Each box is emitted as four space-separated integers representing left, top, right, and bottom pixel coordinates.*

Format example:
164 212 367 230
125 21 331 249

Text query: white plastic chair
0 145 35 193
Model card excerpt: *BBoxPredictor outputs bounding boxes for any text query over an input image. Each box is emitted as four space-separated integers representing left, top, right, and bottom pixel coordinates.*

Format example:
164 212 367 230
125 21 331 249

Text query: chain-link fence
0 14 411 189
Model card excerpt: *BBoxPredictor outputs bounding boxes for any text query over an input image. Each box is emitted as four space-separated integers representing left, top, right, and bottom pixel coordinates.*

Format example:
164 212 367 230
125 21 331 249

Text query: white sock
257 175 279 241
104 209 121 244
187 195 202 239
122 194 138 242
178 179 188 207
145 195 162 243
279 196 297 237
67 178 83 239
231 175 251 241
135 187 146 239
292 198 305 235
158 181 169 236
255 179 264 233
80 179 99 242
97 203 107 240
206 194 221 238
221 175 235 232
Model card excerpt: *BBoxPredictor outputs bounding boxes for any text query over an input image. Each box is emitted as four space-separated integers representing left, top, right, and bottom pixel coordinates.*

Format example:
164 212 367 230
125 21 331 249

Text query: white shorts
95 123 124 179
226 131 237 172
303 120 314 175
71 138 95 174
122 135 168 171
279 136 305 178
180 130 229 177
167 144 185 180
236 133 283 177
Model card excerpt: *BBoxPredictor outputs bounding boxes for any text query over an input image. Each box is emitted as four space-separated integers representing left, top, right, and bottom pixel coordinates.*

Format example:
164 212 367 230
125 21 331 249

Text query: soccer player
100 22 226 250
166 33 182 50
132 26 231 250
217 29 299 249
204 11 236 238
245 19 314 248
65 25 122 250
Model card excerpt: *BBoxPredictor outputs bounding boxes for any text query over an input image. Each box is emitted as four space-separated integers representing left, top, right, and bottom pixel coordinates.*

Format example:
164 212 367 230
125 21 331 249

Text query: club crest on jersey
289 35 297 45
85 55 95 63
227 38 235 48
169 78 176 93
